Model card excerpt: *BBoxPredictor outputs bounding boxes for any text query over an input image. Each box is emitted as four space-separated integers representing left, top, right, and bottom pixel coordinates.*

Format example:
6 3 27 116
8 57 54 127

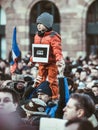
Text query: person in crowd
92 84 98 97
21 98 48 130
20 63 39 100
78 70 87 89
92 83 98 120
4 63 11 80
0 87 34 130
3 74 26 100
30 64 39 79
22 80 58 118
0 87 19 114
88 54 98 66
64 56 72 77
86 75 94 88
90 67 98 80
63 93 98 129
75 85 98 122
55 76 70 119
30 12 65 99
65 118 94 130
0 87 37 130
36 81 58 118
67 77 77 94
73 67 83 84
0 59 11 80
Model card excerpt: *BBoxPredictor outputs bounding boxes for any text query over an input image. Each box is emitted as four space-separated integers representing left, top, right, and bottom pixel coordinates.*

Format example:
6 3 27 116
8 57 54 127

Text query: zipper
40 37 42 44
39 32 46 44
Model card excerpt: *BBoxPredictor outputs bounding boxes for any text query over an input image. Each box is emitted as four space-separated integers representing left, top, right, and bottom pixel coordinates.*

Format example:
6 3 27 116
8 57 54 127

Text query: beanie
36 12 53 29
36 81 52 97
21 98 46 115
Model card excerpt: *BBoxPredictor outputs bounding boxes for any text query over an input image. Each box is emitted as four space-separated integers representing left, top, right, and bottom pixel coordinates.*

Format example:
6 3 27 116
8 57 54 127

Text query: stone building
0 0 98 60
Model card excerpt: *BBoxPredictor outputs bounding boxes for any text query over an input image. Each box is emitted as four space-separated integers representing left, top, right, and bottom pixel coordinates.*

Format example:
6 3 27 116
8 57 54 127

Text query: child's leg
34 64 47 87
48 64 59 99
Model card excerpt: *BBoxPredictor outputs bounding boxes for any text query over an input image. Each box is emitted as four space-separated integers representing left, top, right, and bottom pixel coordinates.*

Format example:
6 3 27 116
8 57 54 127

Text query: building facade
0 0 98 60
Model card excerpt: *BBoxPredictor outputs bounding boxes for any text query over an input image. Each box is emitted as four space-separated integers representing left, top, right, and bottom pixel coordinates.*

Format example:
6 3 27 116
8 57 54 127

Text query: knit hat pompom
36 12 53 29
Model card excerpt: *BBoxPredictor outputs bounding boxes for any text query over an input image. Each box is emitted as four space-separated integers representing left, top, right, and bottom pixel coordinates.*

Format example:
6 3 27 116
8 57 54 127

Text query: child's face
37 23 47 31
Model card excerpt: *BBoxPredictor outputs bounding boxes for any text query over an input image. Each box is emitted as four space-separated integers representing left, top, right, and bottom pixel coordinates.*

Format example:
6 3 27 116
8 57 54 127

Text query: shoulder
47 101 58 110
50 31 57 37
50 31 61 38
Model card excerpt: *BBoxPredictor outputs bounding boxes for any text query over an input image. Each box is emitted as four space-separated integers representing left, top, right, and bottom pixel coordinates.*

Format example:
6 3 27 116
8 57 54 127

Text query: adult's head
63 93 95 120
13 81 25 95
36 81 52 103
80 70 87 81
21 98 46 118
0 87 19 114
65 118 94 130
92 84 98 97
90 68 98 79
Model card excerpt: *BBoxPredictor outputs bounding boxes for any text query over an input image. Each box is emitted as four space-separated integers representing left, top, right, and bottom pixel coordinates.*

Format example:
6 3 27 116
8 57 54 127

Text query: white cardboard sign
40 118 67 130
32 44 49 63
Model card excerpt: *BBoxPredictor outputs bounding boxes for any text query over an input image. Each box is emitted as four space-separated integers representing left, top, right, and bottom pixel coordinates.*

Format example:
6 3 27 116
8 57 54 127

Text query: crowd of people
0 11 98 130
0 52 98 130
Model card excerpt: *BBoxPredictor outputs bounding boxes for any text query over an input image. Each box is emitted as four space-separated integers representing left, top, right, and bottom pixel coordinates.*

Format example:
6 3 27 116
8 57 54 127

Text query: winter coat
34 30 63 64
46 104 58 118
45 101 58 118
23 113 50 130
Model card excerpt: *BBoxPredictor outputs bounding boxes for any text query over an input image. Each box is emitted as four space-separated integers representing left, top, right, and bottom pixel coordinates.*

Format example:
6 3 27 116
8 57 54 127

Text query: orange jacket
34 31 63 64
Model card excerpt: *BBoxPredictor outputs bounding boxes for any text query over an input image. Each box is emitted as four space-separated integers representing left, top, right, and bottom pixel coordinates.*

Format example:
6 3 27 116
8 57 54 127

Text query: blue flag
64 77 70 103
12 27 21 62
10 27 21 73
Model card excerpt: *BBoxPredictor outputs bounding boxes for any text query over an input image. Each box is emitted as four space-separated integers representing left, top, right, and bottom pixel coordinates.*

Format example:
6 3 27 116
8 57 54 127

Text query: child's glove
56 59 65 76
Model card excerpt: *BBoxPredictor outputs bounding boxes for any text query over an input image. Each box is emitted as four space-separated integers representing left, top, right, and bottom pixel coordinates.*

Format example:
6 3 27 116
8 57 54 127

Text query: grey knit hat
36 12 53 28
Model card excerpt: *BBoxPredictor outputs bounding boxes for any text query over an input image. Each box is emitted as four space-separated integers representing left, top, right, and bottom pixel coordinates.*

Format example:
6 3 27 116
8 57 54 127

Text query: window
0 6 6 59
86 0 98 56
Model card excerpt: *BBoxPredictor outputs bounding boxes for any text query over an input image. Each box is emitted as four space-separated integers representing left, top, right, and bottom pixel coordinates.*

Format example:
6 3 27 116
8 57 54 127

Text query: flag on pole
12 27 21 61
10 27 21 74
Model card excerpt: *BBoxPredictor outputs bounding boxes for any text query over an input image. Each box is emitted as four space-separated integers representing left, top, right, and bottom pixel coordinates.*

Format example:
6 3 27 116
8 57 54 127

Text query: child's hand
56 59 65 76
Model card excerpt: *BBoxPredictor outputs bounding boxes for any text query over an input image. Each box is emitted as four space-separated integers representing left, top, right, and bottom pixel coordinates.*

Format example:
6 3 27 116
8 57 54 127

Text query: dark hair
66 118 94 130
70 93 95 118
92 84 98 88
0 87 19 103
75 89 84 93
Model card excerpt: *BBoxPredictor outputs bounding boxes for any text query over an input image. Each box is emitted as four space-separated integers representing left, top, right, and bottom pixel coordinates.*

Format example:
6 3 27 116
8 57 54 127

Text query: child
31 12 65 99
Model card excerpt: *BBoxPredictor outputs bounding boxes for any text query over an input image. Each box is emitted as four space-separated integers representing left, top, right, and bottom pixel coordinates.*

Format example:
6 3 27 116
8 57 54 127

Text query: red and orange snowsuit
33 30 63 99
